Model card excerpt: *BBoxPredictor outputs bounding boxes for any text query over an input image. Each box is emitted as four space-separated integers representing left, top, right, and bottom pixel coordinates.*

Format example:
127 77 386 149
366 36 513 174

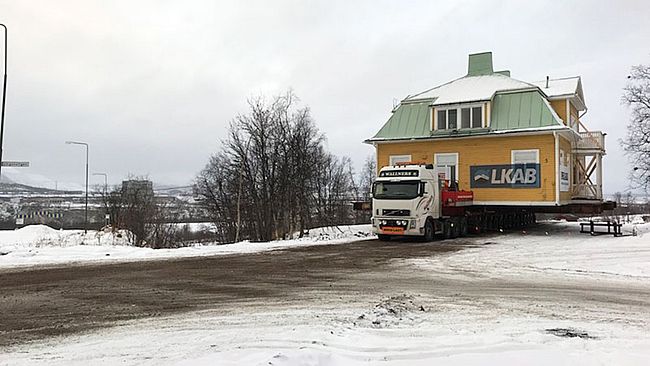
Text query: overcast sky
0 0 648 193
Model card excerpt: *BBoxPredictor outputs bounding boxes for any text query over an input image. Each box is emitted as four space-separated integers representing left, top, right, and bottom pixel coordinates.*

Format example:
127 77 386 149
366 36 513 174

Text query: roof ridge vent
467 52 494 76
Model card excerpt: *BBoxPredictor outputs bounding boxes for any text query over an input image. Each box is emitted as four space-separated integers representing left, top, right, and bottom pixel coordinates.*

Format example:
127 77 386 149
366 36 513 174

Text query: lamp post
0 24 8 181
93 172 108 226
66 141 89 233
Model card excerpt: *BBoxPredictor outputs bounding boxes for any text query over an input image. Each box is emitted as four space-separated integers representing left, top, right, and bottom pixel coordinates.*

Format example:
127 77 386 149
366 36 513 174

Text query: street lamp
66 140 89 233
0 24 8 181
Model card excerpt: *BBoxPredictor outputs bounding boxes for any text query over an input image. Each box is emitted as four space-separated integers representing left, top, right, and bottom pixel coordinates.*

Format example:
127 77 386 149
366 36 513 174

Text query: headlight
381 220 387 226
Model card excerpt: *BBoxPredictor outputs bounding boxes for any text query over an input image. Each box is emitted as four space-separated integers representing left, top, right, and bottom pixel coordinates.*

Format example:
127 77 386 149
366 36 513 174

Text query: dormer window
435 104 483 130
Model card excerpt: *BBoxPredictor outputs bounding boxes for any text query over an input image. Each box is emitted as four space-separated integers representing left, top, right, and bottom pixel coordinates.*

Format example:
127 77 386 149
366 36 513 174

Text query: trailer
372 163 537 241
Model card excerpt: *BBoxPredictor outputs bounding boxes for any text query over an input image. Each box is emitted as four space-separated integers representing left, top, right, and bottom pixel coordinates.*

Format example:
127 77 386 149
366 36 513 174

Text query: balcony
573 183 603 201
575 131 605 153
572 130 605 201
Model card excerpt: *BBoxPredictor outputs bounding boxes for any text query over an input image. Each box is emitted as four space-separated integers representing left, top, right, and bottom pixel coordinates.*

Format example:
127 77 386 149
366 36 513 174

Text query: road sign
1 161 29 167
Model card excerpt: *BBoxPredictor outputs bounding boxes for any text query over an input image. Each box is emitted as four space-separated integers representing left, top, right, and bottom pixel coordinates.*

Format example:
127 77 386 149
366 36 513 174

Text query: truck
371 162 536 241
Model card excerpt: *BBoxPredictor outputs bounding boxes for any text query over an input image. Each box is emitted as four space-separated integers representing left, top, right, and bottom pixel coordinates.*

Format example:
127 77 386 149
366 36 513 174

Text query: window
436 105 483 130
373 181 420 200
570 114 578 132
437 110 446 130
435 153 458 182
472 107 482 128
448 109 457 129
461 108 471 128
389 154 411 166
511 149 539 165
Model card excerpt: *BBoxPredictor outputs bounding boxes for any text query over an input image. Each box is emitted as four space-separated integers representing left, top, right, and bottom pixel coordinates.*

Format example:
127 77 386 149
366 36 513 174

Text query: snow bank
0 224 374 269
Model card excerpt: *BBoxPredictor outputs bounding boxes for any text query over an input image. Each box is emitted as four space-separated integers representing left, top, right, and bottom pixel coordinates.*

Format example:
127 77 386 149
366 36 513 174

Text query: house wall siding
377 134 557 203
550 99 567 124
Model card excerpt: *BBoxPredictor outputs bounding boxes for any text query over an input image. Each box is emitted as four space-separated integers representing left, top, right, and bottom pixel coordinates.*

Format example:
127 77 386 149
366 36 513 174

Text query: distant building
122 180 154 201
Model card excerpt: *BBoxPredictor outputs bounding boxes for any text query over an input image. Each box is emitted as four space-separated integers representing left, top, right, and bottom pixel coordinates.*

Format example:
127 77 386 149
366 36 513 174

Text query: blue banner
470 164 541 188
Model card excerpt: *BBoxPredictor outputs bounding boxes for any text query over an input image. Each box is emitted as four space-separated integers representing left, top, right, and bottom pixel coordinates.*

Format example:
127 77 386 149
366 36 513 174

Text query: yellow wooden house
365 52 606 211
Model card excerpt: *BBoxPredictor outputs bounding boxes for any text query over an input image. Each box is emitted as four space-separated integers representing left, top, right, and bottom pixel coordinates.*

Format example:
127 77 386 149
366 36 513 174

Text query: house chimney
545 76 549 88
467 52 494 76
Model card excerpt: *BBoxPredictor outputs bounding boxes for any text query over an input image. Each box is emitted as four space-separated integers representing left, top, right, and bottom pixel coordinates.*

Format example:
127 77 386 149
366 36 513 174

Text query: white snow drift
0 224 374 268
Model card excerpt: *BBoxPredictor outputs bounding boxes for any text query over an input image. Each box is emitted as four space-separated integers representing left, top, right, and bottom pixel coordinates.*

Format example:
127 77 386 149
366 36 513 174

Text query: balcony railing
576 131 605 152
572 183 603 200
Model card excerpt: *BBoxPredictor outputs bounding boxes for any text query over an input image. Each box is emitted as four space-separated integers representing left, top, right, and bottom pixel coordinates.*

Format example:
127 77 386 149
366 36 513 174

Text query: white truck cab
371 164 442 240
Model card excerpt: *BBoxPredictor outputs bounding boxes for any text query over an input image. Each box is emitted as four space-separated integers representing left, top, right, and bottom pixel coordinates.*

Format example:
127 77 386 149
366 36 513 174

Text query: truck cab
371 163 440 240
371 163 473 241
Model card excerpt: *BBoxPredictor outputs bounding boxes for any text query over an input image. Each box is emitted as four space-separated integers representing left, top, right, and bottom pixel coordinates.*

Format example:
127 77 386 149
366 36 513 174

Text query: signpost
1 161 29 167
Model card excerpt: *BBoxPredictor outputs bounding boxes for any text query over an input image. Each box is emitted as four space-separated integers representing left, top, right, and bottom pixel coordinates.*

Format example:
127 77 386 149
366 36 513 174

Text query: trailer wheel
377 234 391 241
460 217 468 237
423 220 434 242
450 218 460 239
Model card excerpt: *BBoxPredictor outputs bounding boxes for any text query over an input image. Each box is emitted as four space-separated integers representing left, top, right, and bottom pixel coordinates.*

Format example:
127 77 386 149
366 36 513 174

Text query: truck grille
382 209 410 217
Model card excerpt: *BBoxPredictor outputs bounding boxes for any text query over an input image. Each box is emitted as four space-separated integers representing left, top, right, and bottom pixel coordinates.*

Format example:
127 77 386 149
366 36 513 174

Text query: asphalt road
1 234 649 348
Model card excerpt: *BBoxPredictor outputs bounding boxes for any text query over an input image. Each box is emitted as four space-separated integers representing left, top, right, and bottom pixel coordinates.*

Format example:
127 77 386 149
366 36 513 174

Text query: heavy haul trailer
372 163 538 241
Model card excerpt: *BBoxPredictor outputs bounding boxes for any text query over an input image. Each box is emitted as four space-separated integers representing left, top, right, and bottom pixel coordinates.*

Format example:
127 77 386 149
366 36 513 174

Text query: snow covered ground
2 219 650 365
410 217 650 283
0 224 374 269
4 303 650 366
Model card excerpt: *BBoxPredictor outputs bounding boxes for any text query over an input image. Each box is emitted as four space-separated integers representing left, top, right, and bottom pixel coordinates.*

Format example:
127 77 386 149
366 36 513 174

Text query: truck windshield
373 181 420 200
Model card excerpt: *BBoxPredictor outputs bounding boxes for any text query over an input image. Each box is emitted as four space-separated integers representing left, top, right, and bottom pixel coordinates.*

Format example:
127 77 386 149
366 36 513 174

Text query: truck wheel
378 234 391 241
423 220 434 242
443 221 452 240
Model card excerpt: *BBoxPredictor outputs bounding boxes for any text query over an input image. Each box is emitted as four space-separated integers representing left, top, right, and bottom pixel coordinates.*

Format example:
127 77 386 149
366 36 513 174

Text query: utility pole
66 141 89 233
0 24 8 181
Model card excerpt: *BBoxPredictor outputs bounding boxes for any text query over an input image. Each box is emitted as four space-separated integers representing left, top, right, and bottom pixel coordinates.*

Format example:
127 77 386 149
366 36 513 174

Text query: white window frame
434 153 459 181
511 149 540 164
434 104 484 131
389 154 411 166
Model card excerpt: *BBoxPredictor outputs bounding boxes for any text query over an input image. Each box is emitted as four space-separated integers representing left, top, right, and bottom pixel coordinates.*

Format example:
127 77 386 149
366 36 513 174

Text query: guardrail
576 131 605 151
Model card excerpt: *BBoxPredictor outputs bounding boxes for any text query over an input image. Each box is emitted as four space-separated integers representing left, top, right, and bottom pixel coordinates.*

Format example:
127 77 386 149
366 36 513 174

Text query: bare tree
194 91 357 243
622 63 650 190
101 178 181 248
359 154 377 201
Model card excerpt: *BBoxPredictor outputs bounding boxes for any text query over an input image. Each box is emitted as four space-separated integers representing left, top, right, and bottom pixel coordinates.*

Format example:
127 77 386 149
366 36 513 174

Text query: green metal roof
370 102 430 140
366 90 565 143
491 90 562 130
